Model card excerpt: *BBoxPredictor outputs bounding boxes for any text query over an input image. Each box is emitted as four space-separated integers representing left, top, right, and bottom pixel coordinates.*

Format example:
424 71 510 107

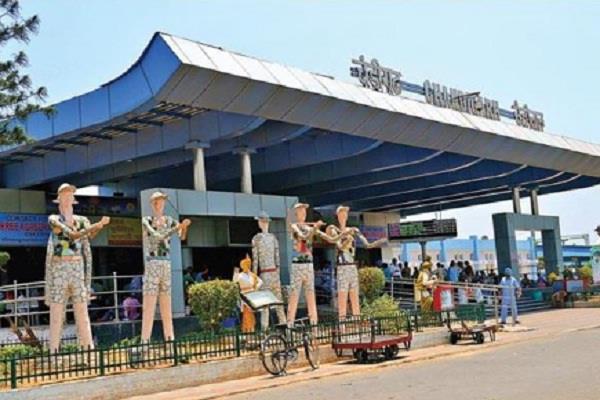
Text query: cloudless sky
13 0 600 240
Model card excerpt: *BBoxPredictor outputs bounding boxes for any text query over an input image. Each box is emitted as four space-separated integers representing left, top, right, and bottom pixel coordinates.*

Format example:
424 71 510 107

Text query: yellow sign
107 217 142 246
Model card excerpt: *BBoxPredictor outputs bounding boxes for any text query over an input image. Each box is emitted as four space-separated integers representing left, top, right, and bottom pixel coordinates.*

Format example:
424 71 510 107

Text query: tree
0 0 48 146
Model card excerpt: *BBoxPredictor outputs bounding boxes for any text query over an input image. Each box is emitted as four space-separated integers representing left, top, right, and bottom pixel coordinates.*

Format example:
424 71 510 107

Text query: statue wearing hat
46 183 111 352
232 255 262 333
252 211 286 330
287 203 327 327
322 205 387 320
415 259 437 312
141 191 191 342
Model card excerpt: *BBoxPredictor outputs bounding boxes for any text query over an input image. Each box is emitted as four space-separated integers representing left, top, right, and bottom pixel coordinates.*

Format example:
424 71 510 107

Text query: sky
11 0 600 240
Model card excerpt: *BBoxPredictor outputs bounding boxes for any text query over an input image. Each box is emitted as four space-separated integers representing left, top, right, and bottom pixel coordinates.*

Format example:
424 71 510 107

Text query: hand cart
332 315 412 363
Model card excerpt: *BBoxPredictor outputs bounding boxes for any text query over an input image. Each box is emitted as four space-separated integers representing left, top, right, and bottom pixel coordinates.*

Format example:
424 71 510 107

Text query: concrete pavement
124 309 600 400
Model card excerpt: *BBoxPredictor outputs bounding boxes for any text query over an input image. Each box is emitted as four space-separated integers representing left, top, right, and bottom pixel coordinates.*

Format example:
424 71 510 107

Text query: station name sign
350 55 545 131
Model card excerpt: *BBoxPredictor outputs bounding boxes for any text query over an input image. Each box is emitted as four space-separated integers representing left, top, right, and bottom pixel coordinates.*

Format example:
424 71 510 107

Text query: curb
177 323 600 400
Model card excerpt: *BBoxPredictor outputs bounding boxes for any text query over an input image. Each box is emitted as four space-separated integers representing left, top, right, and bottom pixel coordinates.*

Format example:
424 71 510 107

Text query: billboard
0 213 49 246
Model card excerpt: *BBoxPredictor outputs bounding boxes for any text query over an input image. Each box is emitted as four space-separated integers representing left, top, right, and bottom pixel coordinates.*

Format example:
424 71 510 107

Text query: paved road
225 327 600 400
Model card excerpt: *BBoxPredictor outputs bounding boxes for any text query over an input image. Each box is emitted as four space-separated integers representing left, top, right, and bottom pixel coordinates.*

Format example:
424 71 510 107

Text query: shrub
359 267 386 303
0 252 9 270
188 280 239 332
361 294 400 318
579 266 593 280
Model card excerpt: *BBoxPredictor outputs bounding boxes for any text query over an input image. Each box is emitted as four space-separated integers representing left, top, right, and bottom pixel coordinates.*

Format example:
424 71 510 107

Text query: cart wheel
355 349 368 363
475 332 485 344
260 334 288 376
450 332 459 345
384 345 399 360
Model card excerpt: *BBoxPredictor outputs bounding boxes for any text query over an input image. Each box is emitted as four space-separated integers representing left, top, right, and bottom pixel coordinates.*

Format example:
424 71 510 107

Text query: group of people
403 257 523 325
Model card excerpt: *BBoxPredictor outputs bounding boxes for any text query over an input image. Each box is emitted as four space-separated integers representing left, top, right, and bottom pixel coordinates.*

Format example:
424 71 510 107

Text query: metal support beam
512 187 521 214
130 118 163 127
530 188 539 215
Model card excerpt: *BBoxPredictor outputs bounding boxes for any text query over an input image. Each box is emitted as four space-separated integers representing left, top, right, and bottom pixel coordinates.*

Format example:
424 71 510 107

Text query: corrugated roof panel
230 54 280 85
286 66 330 95
261 62 305 91
199 44 249 78
311 75 357 103
168 36 216 69
340 82 376 107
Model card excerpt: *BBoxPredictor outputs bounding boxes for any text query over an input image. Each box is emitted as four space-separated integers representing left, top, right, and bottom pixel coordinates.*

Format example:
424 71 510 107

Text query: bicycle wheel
303 333 320 370
260 334 288 376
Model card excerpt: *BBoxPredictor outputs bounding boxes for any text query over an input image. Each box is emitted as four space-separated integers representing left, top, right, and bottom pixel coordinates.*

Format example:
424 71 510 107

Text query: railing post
172 340 179 366
99 347 105 376
494 288 499 323
10 356 17 389
13 280 18 324
113 272 120 322
390 278 395 299
235 330 241 357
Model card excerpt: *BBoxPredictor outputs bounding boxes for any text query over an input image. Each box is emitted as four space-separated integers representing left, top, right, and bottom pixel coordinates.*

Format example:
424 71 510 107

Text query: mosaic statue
415 260 437 312
287 202 326 327
233 255 262 333
45 183 110 352
323 205 387 320
141 191 191 342
251 211 286 330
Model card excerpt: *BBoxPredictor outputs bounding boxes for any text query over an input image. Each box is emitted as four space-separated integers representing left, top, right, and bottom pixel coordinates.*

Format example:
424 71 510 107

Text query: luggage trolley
332 315 412 363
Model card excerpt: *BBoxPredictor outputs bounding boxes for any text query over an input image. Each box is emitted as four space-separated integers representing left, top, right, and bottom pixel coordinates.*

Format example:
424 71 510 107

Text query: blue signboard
0 213 49 246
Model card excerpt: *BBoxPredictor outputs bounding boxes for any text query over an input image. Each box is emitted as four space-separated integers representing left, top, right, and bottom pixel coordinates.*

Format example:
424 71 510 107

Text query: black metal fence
0 313 420 390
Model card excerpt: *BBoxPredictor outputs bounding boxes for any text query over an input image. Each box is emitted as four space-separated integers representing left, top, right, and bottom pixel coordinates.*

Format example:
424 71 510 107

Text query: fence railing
0 273 144 328
0 313 416 390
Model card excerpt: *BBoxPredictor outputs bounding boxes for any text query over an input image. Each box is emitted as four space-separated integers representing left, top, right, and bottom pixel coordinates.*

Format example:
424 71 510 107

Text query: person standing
500 267 521 325
252 211 286 330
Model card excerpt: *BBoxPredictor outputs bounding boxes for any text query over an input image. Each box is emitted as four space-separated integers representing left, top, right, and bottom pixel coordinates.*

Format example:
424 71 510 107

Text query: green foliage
0 0 49 146
579 266 593 280
359 267 386 303
0 344 37 359
0 251 9 270
188 280 239 332
110 336 141 348
361 294 400 318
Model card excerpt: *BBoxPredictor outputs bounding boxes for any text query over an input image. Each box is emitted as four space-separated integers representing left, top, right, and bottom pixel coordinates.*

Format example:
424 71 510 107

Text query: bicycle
259 317 320 376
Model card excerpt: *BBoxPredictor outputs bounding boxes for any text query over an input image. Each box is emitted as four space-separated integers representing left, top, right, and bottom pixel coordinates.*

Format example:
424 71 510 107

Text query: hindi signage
350 56 402 96
350 55 545 131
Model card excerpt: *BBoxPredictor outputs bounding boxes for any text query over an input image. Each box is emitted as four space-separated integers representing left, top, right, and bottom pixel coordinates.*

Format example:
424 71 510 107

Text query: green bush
0 252 9 270
0 344 38 375
188 280 239 332
359 267 386 303
579 266 593 280
361 294 400 318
